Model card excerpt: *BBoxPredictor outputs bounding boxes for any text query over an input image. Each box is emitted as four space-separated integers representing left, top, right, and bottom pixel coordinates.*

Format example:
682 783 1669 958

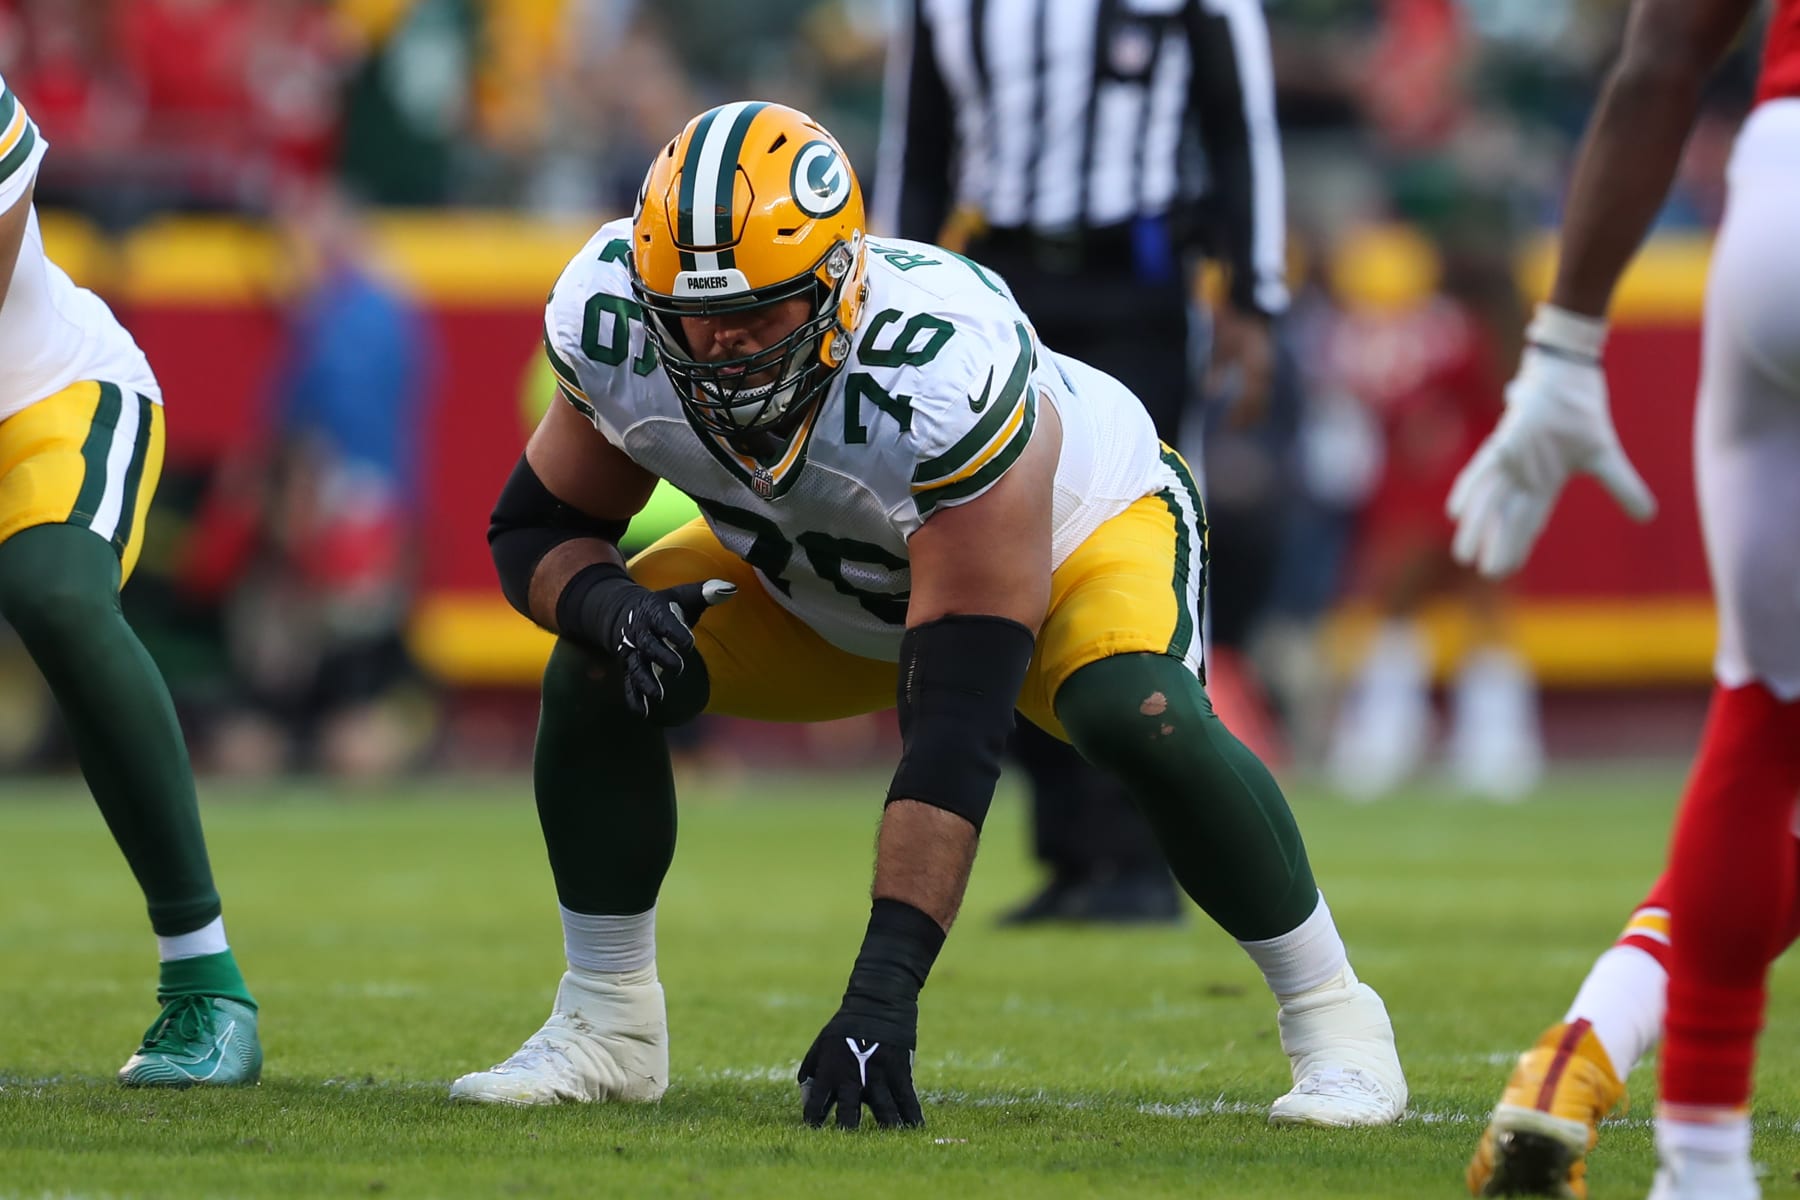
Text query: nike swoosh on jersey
968 368 994 413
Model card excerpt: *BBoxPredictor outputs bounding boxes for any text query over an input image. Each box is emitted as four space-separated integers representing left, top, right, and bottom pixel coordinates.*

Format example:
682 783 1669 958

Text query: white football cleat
450 970 668 1106
1268 966 1407 1127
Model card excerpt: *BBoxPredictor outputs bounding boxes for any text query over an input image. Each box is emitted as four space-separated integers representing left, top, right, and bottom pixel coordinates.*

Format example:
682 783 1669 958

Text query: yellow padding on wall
411 593 1719 688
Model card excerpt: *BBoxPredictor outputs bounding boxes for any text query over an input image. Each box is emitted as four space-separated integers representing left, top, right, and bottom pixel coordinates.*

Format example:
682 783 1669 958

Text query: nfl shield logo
752 469 774 499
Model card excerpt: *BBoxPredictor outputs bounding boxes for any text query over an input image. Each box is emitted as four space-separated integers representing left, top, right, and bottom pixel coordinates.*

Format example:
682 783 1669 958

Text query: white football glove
1446 304 1657 578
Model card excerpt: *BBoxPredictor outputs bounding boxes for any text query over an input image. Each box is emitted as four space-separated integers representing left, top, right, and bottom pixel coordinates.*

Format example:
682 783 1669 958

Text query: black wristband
834 898 947 1046
555 561 634 648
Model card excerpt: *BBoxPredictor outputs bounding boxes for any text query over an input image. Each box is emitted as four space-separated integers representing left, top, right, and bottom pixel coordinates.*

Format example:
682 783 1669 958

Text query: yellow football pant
0 380 165 585
627 454 1207 740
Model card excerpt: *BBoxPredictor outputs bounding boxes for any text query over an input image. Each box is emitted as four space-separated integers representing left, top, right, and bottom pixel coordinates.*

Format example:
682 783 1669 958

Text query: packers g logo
790 140 852 220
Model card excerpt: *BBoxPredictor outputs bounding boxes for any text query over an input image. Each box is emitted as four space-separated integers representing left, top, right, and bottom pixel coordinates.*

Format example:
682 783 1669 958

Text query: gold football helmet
631 101 868 436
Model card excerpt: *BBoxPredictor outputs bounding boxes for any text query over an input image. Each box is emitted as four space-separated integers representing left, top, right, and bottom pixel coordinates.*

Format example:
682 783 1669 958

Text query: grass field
4 764 1800 1199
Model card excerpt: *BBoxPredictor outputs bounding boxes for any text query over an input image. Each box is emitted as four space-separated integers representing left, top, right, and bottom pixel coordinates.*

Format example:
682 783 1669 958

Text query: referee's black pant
965 225 1190 884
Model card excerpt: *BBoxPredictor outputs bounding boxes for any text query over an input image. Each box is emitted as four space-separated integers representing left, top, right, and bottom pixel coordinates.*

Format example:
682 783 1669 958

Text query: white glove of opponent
1446 304 1657 578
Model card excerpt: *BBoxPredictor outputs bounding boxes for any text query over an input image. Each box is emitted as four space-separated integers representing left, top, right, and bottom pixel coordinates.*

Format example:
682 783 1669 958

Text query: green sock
534 639 688 914
0 525 221 935
158 950 255 1009
1055 652 1318 940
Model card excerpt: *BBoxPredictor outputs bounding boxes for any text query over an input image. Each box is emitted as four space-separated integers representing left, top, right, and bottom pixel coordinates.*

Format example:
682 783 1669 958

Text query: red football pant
1660 682 1800 1109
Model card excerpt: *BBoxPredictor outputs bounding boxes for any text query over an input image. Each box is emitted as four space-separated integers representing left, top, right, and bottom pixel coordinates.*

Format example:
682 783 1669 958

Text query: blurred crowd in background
0 1 1754 230
0 0 1765 789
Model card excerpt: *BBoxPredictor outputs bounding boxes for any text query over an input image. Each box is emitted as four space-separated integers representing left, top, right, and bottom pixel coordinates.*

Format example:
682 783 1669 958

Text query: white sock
157 916 229 962
561 904 657 977
1657 1108 1753 1158
1329 622 1431 798
1448 646 1544 799
1238 891 1351 1001
1563 944 1667 1077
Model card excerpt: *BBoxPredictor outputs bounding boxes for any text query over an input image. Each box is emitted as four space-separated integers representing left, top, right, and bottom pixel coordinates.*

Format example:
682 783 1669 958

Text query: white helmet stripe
689 99 755 250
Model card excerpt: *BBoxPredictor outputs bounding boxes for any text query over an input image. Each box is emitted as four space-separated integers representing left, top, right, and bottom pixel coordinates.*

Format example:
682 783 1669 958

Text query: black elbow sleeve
885 614 1037 831
488 454 630 617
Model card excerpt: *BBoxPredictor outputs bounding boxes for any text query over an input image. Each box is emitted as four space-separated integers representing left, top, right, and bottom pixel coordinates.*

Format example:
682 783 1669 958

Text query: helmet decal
674 100 768 273
790 140 852 220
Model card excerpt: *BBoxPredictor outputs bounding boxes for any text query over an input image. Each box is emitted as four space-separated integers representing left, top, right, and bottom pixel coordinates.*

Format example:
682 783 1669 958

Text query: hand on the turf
602 577 735 715
1447 344 1655 578
798 1020 923 1130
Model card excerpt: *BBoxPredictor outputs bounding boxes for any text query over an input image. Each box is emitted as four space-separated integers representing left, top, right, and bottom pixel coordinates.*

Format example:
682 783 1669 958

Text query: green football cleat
118 994 262 1088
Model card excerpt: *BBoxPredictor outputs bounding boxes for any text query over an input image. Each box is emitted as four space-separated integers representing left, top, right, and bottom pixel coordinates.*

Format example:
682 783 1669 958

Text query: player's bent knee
1052 651 1212 767
0 524 123 646
541 636 709 728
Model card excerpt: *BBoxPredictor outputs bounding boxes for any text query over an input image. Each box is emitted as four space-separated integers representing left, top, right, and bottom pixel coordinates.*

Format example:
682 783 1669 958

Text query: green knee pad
1054 652 1318 940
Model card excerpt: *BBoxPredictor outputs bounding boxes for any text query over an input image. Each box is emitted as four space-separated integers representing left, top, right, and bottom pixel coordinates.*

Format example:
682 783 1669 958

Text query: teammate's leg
0 386 257 1087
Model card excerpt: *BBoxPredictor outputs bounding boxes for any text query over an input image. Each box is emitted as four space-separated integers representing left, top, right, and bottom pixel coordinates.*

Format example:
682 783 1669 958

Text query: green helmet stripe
676 105 722 254
710 101 767 271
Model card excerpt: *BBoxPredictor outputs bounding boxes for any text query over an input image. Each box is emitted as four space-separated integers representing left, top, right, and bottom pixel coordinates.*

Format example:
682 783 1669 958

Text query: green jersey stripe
0 88 16 137
913 322 1034 485
1156 487 1194 660
915 390 1036 517
110 395 156 554
1156 446 1209 662
0 119 37 183
556 381 597 422
72 383 124 524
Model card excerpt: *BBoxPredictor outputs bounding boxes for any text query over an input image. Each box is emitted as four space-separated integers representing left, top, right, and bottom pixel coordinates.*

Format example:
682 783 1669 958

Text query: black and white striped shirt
876 0 1288 316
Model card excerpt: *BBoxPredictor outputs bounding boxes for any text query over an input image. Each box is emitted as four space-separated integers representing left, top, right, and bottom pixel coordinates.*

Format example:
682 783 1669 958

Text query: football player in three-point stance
0 75 260 1086
460 101 1407 1130
1455 2 1800 1197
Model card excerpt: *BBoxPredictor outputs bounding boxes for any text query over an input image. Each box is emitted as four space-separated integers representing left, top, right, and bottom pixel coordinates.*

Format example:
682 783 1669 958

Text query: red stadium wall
43 214 1718 687
130 301 537 597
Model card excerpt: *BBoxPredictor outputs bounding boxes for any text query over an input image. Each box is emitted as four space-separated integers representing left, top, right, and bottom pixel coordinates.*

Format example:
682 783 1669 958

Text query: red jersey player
1324 238 1543 802
1455 2 1800 1198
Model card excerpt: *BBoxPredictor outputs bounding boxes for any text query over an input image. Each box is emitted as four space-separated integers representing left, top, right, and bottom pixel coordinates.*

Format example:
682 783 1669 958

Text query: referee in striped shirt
877 0 1289 925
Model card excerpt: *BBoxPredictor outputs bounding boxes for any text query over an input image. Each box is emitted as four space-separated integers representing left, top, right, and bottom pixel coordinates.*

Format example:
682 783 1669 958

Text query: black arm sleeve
885 615 1036 831
1185 0 1288 317
875 0 958 241
487 454 629 619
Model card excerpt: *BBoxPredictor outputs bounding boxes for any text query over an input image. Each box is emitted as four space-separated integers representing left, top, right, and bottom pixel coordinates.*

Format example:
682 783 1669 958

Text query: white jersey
0 74 159 421
546 221 1167 660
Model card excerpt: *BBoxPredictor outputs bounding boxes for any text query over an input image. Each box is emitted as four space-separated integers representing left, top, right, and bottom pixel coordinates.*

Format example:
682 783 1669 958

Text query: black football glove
560 566 735 715
798 1015 923 1130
